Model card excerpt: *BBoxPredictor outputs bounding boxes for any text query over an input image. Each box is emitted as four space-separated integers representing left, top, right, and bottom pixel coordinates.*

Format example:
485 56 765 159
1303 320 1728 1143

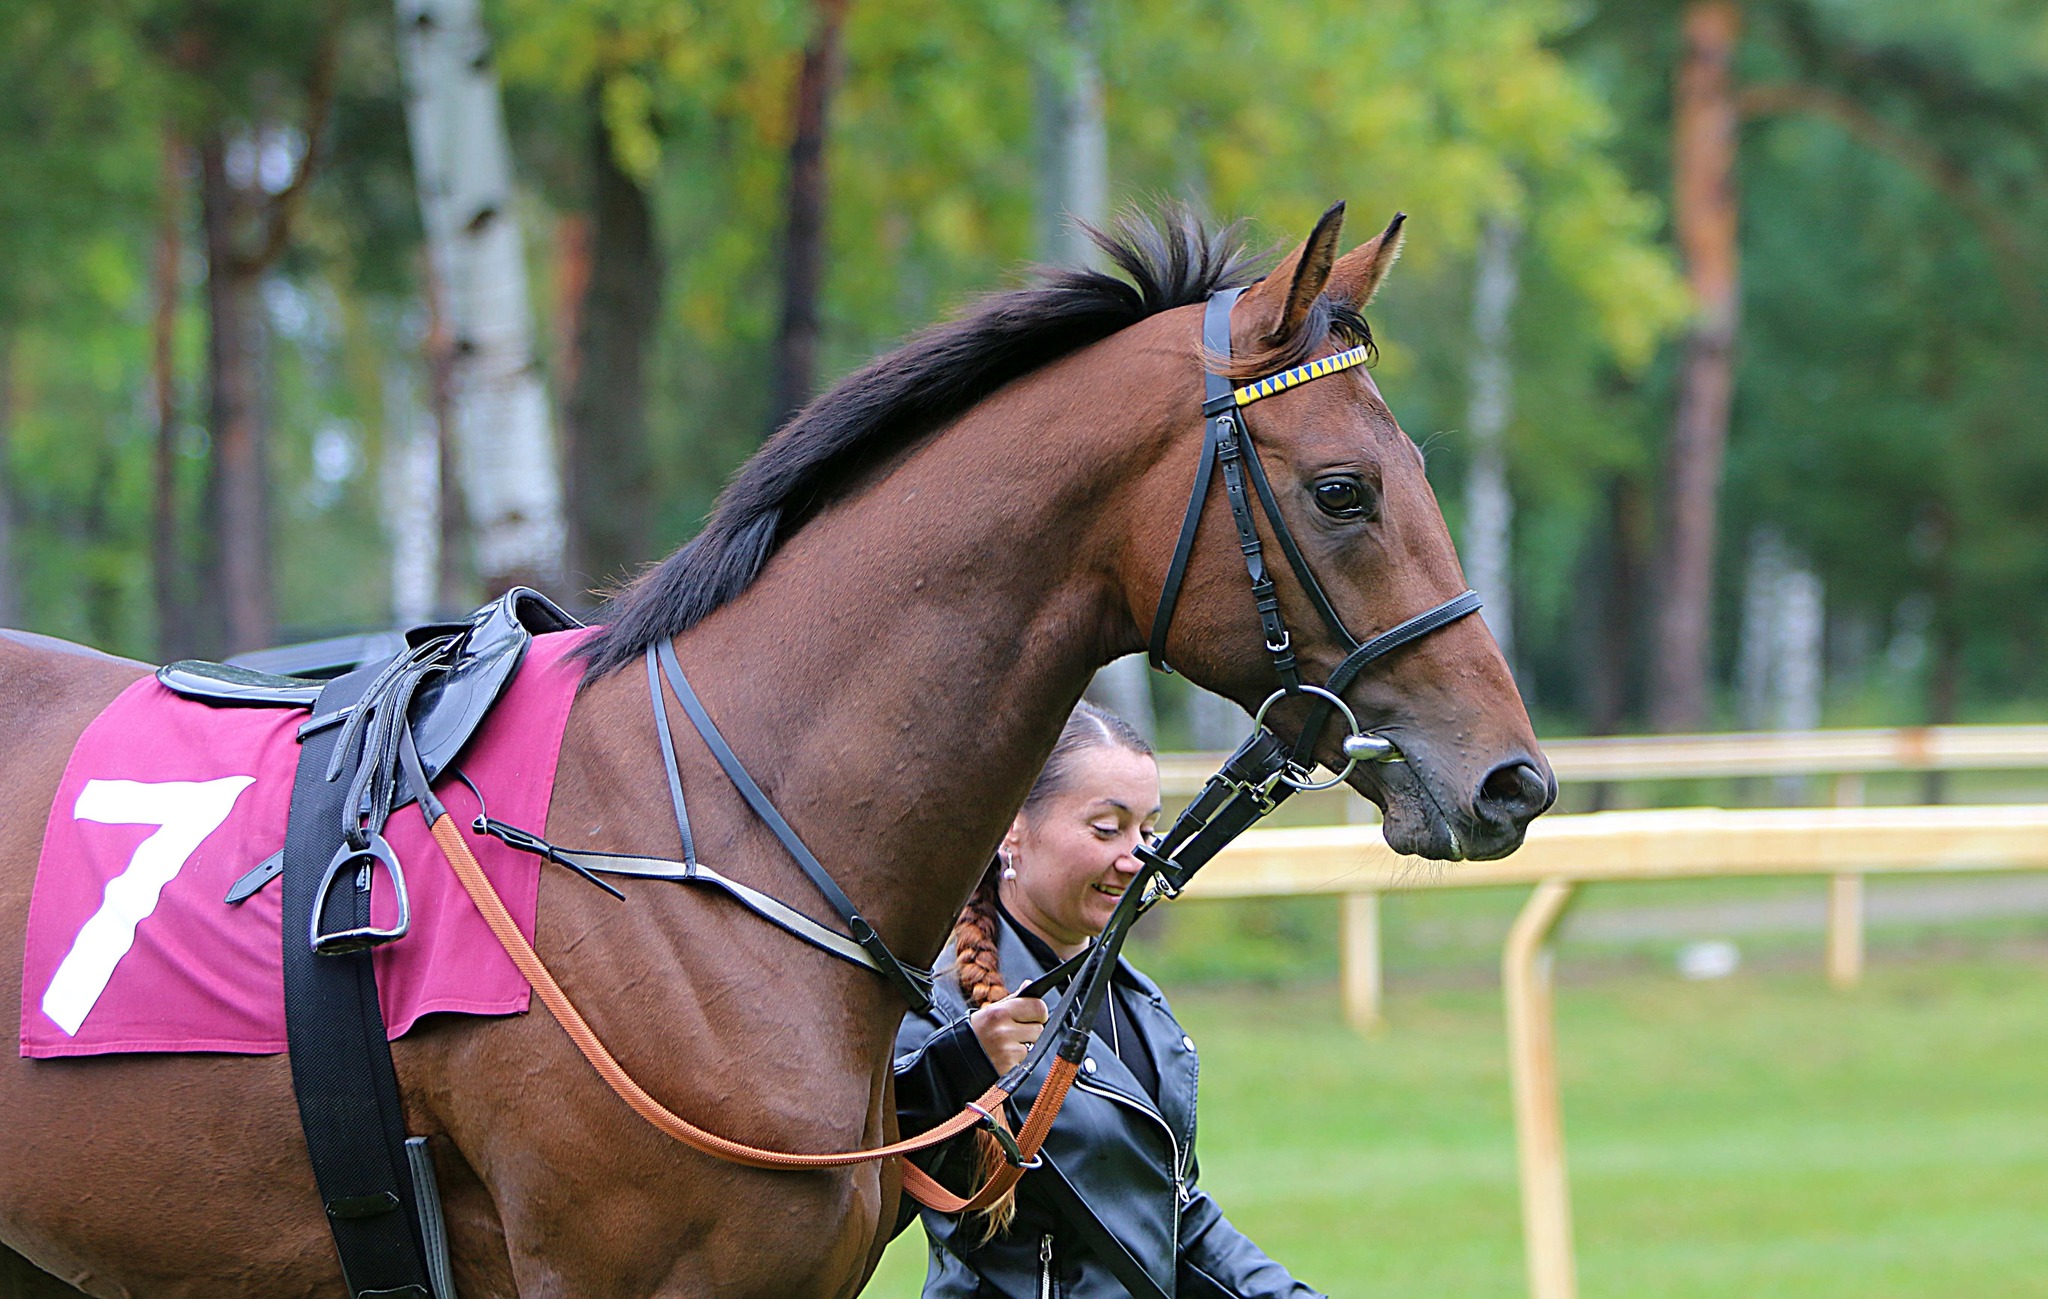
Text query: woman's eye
1313 476 1373 520
1092 824 1118 838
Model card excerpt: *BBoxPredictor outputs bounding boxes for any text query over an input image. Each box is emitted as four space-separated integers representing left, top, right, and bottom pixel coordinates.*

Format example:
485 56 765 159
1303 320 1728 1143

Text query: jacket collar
992 913 1180 1123
992 908 1154 1000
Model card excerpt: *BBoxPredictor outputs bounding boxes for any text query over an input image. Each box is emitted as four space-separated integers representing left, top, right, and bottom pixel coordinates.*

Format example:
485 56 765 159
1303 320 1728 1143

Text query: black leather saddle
158 587 581 1299
161 586 581 783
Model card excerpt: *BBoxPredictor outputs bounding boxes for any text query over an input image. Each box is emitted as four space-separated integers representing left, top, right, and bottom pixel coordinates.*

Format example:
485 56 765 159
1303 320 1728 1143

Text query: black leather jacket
893 915 1325 1299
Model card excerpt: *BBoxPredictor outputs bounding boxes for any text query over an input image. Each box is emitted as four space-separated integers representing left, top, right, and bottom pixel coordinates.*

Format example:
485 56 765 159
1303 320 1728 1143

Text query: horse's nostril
1477 759 1550 822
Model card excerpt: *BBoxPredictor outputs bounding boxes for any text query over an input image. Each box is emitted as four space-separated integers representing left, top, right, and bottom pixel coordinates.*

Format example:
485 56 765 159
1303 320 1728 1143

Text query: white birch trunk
395 0 564 592
380 356 439 626
1737 526 1825 734
1034 0 1156 739
1036 0 1107 267
1736 527 1785 729
1776 562 1824 733
1463 213 1520 667
1738 527 1826 800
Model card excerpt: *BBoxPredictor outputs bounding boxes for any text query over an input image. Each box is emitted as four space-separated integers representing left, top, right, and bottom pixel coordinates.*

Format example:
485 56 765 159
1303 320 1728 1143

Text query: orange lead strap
428 814 1070 1209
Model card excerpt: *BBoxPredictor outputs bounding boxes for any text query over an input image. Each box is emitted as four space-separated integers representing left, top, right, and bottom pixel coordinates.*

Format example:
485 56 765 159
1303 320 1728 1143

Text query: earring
1000 851 1018 881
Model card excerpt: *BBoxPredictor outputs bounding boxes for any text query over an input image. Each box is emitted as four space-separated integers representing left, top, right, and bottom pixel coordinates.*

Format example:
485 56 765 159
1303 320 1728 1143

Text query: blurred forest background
3 0 2045 740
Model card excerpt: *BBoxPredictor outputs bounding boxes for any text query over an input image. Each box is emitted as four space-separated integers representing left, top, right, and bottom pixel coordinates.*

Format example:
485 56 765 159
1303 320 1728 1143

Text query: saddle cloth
19 628 592 1058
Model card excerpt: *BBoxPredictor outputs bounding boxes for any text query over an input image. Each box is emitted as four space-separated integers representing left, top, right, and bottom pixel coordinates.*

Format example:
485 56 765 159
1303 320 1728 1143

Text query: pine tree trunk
199 132 274 655
567 104 662 593
1651 0 1743 732
1463 213 1520 668
153 133 189 658
770 0 850 432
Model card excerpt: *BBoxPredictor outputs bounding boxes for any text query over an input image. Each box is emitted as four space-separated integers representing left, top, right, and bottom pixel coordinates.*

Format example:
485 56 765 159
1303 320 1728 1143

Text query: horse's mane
575 209 1270 680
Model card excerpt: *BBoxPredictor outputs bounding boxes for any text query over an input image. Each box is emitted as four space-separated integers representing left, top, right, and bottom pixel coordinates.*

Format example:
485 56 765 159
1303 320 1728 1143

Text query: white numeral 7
41 776 255 1035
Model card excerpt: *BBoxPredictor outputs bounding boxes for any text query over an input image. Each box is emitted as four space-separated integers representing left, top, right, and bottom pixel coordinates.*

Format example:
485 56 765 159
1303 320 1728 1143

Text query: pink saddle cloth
19 628 592 1058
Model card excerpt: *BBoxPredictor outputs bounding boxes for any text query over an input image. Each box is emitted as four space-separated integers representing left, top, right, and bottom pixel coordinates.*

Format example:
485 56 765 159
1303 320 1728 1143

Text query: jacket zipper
1072 1074 1190 1250
1040 1233 1055 1299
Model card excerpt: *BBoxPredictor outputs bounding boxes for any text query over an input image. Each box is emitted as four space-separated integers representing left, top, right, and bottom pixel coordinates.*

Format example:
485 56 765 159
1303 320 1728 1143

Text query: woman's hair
951 700 1153 1010
948 700 1152 1238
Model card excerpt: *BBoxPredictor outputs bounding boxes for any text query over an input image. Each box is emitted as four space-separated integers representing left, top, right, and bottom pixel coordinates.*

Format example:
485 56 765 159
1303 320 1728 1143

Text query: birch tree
1463 212 1521 669
396 0 565 597
1038 0 1157 740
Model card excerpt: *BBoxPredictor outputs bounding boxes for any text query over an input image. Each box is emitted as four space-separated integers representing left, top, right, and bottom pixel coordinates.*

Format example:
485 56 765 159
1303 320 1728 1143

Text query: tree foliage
1 0 2042 731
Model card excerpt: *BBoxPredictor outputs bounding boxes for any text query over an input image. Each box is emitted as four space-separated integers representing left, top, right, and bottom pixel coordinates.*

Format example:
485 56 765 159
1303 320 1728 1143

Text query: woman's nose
1113 847 1143 875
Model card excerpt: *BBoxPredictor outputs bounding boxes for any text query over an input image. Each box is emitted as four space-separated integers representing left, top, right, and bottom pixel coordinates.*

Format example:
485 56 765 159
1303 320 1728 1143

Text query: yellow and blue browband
1203 344 1374 415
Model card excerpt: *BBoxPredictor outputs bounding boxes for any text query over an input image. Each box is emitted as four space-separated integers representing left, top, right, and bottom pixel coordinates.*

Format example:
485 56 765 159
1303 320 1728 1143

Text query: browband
1203 343 1376 415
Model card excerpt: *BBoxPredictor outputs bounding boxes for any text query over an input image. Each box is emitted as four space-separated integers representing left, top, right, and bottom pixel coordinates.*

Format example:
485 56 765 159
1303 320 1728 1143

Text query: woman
894 702 1325 1299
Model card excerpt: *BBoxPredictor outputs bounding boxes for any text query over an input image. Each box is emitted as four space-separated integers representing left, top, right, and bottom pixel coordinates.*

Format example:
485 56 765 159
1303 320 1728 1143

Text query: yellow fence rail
1187 804 2048 1299
1158 724 2048 1024
1156 723 2048 795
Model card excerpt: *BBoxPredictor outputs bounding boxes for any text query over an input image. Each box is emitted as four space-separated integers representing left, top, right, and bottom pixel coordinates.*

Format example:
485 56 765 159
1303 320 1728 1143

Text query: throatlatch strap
283 665 435 1299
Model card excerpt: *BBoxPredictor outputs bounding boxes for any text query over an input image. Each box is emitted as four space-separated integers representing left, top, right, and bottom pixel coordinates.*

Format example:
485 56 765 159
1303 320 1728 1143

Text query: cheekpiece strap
1146 287 1247 672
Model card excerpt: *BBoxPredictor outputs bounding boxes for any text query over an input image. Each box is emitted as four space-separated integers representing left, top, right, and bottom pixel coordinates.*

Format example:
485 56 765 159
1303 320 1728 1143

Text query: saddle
162 586 580 783
167 587 580 1299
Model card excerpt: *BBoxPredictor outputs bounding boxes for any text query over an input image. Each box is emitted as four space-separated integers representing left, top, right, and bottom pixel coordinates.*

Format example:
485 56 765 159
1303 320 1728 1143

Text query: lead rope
423 810 1075 1212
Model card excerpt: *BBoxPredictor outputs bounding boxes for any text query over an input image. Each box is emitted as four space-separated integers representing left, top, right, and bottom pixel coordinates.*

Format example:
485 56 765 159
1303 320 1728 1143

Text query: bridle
428 282 1485 1215
1148 286 1483 790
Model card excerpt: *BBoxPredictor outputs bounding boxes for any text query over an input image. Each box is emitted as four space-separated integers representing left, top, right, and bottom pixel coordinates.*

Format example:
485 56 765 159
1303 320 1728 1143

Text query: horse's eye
1313 476 1374 520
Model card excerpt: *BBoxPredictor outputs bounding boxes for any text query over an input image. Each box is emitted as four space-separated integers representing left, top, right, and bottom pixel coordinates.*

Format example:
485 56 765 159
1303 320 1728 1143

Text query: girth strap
283 665 438 1299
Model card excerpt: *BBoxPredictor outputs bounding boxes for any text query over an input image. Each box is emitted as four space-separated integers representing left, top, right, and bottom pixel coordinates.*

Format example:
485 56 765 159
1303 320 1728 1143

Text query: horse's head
1140 203 1552 860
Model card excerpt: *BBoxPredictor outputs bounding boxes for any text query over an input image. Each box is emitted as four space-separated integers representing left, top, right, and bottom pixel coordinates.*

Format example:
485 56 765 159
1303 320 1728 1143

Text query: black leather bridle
489 285 1483 1035
1148 286 1483 788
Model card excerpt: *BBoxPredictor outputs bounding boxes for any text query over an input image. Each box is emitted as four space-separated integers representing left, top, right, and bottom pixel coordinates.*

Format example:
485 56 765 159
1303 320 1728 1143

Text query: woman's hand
969 995 1048 1073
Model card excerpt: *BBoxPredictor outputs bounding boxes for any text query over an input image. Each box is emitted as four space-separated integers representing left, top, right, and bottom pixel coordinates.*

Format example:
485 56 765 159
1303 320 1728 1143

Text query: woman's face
999 744 1162 957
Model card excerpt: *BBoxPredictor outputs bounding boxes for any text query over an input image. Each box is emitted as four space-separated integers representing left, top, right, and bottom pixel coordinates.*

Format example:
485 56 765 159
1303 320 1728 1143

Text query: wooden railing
1159 723 2048 793
1156 724 2048 1027
1187 804 2048 1299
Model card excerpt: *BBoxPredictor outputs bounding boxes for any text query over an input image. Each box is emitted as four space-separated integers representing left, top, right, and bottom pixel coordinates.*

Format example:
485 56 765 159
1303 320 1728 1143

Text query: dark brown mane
577 209 1313 680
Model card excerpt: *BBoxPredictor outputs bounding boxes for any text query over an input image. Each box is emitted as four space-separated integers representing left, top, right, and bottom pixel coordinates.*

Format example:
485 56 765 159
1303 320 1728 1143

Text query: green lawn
864 950 2048 1296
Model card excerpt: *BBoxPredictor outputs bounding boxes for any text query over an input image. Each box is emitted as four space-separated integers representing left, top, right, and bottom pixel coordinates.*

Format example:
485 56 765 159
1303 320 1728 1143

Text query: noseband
1148 287 1482 787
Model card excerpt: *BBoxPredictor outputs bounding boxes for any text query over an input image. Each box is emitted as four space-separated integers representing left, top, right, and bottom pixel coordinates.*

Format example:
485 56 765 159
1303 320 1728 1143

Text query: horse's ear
1240 201 1348 344
1326 211 1407 309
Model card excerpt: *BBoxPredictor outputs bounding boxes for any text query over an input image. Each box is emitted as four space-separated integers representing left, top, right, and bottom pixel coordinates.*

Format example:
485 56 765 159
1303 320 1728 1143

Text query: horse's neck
673 329 1183 966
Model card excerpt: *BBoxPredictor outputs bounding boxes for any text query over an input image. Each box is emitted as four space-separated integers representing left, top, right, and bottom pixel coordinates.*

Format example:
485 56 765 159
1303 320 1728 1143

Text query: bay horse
0 204 1551 1297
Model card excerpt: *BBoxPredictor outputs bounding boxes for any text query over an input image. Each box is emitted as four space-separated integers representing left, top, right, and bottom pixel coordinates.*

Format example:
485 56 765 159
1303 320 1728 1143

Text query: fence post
1505 879 1578 1299
1341 891 1383 1033
1827 773 1865 989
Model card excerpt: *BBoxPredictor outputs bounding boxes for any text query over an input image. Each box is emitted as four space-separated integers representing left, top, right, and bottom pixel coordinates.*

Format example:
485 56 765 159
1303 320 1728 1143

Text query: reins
422 286 1483 1214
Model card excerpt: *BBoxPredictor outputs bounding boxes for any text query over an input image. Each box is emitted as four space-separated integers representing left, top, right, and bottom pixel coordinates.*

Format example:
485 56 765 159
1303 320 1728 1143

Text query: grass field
862 938 2048 1296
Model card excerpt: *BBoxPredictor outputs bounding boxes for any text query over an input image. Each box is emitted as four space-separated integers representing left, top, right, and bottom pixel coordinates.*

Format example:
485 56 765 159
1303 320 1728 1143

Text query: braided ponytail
941 699 1153 1239
953 863 1009 1010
